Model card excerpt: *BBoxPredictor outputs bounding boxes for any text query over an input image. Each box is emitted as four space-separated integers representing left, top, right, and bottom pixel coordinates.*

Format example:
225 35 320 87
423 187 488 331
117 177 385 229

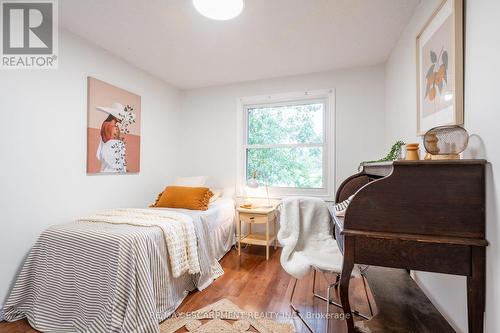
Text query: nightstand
236 206 278 260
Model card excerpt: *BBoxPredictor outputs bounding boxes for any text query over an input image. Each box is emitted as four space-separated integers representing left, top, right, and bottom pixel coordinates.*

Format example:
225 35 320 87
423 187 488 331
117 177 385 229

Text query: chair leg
290 278 316 333
290 277 298 304
326 283 332 325
313 273 339 302
312 272 371 321
312 269 317 294
291 271 371 333
325 274 335 322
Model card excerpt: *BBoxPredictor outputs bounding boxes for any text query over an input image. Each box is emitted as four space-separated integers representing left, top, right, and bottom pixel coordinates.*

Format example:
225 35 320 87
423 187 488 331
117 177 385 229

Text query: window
238 90 334 199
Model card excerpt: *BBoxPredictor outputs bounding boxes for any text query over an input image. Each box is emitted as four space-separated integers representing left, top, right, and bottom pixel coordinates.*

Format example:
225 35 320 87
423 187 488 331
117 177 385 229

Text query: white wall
385 0 441 147
465 2 500 331
385 0 500 332
176 66 387 194
0 30 181 316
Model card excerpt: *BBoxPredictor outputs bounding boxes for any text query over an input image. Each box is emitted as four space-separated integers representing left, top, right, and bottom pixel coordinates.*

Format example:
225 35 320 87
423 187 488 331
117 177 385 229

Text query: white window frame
236 89 335 201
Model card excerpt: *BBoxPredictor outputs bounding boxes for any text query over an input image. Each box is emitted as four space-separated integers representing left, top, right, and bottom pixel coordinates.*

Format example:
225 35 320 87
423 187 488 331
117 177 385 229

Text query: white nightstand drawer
239 214 268 224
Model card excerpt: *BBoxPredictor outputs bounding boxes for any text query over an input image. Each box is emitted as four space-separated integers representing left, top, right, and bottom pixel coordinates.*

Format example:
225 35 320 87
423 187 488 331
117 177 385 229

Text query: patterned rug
160 299 295 333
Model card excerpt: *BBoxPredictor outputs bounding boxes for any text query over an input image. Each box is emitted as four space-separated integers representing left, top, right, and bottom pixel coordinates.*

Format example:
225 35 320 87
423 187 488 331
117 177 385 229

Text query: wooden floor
0 246 374 333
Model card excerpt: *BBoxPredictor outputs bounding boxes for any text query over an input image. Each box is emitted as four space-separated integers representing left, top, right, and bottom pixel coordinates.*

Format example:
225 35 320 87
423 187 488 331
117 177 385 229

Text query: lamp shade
246 178 259 189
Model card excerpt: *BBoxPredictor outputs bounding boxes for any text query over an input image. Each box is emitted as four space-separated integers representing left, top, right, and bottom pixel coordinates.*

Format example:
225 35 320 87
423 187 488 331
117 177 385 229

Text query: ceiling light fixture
192 0 245 21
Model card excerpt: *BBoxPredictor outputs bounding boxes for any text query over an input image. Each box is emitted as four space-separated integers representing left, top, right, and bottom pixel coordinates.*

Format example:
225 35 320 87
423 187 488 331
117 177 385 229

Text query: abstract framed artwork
416 0 463 135
87 77 141 173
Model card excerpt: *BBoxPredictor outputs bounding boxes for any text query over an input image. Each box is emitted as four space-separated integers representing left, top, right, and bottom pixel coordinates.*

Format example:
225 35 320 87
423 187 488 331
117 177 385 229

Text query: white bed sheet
157 198 236 260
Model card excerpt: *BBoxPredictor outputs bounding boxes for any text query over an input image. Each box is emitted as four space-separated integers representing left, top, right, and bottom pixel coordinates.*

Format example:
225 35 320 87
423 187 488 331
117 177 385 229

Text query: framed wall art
416 0 463 135
87 77 141 173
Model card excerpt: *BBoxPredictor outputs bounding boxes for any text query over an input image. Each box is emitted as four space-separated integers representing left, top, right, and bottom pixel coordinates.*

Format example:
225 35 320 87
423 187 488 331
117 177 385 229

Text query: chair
278 197 370 333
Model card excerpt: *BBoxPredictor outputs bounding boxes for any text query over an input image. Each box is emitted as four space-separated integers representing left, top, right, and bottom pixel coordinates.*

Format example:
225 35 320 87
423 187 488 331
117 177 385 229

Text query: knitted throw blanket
76 208 200 277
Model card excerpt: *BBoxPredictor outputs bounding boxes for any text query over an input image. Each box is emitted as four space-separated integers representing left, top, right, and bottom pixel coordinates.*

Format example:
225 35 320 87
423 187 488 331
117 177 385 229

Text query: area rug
160 298 295 333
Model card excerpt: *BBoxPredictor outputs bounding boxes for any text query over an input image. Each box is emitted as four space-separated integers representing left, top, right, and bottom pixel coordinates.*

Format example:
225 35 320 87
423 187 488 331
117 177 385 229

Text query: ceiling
60 0 419 89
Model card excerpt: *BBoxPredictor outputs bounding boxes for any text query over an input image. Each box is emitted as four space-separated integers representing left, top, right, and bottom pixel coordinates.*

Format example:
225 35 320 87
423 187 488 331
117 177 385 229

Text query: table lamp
247 170 272 208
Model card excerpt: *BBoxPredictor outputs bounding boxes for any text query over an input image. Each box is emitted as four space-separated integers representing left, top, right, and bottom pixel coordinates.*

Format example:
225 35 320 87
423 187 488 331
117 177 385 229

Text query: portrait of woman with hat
95 102 136 173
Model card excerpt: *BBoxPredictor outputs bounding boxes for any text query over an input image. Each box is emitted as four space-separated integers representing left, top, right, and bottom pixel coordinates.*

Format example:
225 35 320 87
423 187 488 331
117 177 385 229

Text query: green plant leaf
359 141 405 169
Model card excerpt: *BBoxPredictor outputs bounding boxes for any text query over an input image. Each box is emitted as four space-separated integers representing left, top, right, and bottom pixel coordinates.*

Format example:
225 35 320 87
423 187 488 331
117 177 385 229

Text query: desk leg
340 236 355 333
467 246 486 333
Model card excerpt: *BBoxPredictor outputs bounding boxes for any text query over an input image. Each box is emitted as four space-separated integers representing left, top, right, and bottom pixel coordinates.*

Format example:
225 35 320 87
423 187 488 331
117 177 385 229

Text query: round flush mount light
192 0 245 21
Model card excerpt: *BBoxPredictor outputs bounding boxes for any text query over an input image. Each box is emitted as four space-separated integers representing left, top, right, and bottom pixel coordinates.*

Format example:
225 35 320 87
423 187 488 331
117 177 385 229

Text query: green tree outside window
246 102 324 188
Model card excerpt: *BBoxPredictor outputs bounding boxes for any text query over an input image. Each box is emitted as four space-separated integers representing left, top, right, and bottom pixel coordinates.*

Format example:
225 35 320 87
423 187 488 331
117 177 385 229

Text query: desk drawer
354 237 471 276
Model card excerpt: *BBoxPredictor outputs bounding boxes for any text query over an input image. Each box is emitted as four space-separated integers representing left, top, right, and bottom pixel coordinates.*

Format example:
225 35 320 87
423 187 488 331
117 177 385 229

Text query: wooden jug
405 143 420 161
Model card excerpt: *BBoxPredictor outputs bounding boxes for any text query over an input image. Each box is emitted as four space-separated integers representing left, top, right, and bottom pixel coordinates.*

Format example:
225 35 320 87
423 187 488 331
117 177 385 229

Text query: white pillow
209 188 223 203
222 186 235 198
174 176 207 187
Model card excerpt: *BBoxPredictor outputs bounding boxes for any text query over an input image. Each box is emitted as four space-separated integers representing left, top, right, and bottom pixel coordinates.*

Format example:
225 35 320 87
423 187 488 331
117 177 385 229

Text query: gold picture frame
416 0 463 135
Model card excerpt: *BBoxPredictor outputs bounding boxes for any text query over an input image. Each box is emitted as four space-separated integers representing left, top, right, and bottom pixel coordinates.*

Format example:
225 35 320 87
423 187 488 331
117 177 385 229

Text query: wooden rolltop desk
332 160 487 333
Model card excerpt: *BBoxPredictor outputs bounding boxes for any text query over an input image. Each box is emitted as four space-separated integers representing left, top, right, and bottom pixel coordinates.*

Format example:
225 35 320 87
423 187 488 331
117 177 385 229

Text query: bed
3 198 235 333
164 198 235 263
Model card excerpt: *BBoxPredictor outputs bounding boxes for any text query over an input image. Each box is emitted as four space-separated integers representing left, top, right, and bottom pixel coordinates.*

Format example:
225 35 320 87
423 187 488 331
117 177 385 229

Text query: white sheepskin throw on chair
278 197 344 279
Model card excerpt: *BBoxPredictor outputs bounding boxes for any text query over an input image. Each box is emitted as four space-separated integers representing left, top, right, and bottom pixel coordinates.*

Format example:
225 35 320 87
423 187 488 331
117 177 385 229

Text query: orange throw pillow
151 186 213 211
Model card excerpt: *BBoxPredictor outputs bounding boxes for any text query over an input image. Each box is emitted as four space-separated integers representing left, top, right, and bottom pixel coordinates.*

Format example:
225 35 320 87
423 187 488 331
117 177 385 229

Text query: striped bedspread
76 209 201 278
3 209 224 333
